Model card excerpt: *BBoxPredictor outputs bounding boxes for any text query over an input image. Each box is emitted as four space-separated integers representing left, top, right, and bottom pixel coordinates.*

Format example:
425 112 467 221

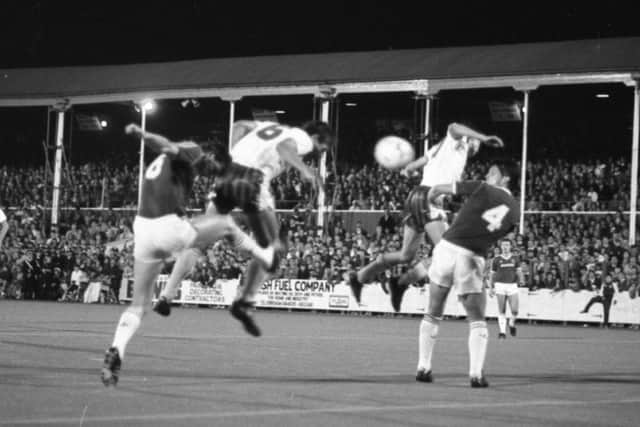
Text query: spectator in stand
21 251 39 300
105 257 123 303
377 208 396 239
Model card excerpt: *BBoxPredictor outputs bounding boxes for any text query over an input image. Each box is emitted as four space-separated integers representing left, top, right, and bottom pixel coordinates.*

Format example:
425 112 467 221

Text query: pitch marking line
3 397 640 425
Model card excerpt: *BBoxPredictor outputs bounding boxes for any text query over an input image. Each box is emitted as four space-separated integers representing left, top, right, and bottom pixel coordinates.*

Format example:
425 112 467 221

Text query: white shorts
133 215 197 263
428 239 485 294
494 282 519 297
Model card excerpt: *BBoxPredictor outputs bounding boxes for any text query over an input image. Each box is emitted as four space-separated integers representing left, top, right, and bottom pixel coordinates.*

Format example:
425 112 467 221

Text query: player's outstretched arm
400 154 429 177
428 180 484 204
427 183 455 204
125 123 179 156
448 123 503 148
276 139 323 191
230 121 257 146
488 261 497 296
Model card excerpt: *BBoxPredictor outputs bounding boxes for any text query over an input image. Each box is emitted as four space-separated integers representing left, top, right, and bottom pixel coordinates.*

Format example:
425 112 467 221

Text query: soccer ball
374 136 415 170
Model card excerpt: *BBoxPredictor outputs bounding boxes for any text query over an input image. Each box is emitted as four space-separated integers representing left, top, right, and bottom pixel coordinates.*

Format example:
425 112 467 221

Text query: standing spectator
0 203 8 249
76 264 90 302
105 257 123 304
0 253 12 297
377 208 396 239
21 251 39 300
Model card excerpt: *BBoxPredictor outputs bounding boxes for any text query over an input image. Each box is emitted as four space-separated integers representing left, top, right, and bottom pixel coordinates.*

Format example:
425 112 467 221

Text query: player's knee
127 305 145 319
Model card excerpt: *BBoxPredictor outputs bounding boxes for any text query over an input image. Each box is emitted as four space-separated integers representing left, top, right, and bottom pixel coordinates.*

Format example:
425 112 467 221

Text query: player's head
196 140 231 175
486 160 519 189
301 120 333 153
500 239 512 254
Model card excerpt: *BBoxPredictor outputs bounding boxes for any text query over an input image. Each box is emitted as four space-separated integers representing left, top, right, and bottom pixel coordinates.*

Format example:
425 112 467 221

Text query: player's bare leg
460 291 489 388
154 212 277 316
496 294 508 339
507 294 519 336
416 282 449 383
231 209 279 337
352 225 421 303
192 214 277 269
153 247 201 316
103 259 162 386
387 220 447 311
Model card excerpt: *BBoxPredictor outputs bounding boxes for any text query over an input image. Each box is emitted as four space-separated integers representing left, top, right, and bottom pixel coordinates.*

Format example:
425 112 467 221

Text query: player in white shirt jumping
349 123 503 306
155 120 332 336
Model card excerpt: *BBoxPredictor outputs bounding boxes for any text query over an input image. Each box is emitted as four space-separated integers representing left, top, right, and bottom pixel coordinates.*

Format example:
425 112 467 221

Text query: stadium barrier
119 276 640 325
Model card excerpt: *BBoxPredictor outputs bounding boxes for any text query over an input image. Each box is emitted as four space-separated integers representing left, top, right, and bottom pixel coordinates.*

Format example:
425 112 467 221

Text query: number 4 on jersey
481 204 509 231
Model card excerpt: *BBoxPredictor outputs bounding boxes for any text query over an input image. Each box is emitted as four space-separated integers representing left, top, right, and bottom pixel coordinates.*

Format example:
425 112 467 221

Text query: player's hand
488 288 496 298
399 168 410 178
125 123 144 137
485 136 504 148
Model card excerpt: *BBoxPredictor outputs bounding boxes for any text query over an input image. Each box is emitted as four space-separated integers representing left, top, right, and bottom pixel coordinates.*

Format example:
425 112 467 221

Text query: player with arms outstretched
489 239 523 339
402 161 520 388
349 123 503 303
155 120 332 337
101 124 279 386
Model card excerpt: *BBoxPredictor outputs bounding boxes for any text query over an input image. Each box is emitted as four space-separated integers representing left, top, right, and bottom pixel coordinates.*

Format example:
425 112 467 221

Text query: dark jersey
138 143 203 219
443 181 519 256
492 254 519 283
210 162 265 214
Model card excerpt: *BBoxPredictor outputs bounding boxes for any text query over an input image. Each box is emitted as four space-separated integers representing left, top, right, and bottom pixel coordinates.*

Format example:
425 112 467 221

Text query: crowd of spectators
0 152 638 306
0 206 134 302
1 156 631 211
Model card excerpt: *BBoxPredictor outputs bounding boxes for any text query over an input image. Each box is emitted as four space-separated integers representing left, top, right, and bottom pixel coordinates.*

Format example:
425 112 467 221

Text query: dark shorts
402 185 440 230
210 163 264 214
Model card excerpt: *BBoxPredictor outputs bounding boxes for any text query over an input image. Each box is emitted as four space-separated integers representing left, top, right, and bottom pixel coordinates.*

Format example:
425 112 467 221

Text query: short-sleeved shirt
420 132 471 187
0 208 6 223
443 181 520 256
492 254 519 283
138 143 203 219
231 121 313 180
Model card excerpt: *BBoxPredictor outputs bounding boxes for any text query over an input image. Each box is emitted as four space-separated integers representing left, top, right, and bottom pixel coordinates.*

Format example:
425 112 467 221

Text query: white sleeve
0 209 6 223
288 128 314 156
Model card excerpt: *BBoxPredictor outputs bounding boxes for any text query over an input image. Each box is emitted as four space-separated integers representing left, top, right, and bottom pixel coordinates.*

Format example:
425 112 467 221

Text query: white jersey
420 132 471 187
0 208 5 223
231 121 314 181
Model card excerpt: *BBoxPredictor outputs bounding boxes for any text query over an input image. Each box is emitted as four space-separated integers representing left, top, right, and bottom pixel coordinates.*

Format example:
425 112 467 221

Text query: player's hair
200 140 231 166
494 159 520 189
301 120 333 147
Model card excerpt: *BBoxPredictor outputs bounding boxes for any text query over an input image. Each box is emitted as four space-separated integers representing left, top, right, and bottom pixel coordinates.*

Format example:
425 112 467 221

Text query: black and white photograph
0 2 639 426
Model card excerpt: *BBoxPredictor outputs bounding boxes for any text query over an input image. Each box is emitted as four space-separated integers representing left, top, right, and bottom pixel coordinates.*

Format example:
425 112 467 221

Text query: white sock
418 315 440 372
111 311 141 358
162 248 200 300
232 229 274 267
497 314 507 334
508 315 517 327
468 321 488 378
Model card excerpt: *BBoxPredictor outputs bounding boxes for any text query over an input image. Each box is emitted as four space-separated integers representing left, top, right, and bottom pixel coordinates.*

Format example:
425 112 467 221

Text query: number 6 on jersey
481 204 509 231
